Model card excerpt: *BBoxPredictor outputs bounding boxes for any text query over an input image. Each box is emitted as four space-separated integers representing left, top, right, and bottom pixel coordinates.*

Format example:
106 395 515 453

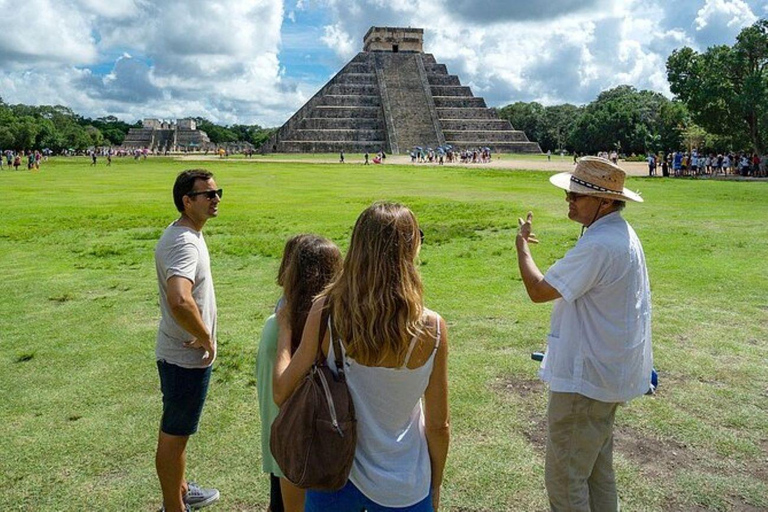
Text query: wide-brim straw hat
550 156 644 202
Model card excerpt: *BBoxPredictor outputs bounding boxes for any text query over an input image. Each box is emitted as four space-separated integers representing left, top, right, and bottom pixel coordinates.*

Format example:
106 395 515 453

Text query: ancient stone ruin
122 118 213 152
263 27 541 154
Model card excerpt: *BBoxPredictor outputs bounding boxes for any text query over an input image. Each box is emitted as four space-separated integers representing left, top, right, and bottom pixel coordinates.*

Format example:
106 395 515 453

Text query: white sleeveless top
326 311 442 507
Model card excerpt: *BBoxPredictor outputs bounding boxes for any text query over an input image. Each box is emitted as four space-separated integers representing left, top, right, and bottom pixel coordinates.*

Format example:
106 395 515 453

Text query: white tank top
326 311 441 507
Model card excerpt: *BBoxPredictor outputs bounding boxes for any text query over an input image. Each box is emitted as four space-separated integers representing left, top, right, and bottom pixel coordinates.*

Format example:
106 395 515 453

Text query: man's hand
184 334 216 365
517 211 539 248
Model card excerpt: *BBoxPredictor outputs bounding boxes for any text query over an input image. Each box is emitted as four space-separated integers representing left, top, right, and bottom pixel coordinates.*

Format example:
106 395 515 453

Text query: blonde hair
323 202 424 366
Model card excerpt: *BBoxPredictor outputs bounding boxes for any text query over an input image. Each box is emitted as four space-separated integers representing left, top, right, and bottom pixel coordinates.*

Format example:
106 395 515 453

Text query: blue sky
0 0 765 126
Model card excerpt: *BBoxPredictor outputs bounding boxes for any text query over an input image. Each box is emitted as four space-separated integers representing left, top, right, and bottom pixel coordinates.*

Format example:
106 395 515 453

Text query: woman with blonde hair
256 234 342 512
274 202 450 512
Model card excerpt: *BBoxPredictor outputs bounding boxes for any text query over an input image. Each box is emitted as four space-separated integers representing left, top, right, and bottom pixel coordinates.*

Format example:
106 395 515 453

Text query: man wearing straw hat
515 156 653 512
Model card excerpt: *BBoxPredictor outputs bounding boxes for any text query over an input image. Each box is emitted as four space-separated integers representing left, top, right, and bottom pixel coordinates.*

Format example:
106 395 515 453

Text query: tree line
498 19 768 155
0 99 275 153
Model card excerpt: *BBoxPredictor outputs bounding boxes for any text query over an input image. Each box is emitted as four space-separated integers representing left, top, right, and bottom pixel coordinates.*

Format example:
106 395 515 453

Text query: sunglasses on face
187 188 223 200
565 191 588 201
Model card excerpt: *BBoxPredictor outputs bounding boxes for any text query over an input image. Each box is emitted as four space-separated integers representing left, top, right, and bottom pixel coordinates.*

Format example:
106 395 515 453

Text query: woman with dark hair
274 202 450 512
256 234 342 512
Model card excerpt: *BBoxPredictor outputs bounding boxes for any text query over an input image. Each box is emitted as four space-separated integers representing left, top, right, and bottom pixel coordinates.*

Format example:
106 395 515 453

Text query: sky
0 0 765 127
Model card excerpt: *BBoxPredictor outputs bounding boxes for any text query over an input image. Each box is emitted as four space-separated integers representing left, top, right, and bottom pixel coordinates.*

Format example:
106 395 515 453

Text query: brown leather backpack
270 302 357 490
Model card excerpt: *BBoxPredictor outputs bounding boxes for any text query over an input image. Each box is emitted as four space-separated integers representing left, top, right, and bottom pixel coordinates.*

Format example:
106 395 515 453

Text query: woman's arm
423 315 450 512
272 298 325 406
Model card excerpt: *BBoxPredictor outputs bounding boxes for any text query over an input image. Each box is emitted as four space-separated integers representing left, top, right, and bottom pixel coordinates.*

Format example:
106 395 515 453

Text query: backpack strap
326 308 346 380
315 298 332 364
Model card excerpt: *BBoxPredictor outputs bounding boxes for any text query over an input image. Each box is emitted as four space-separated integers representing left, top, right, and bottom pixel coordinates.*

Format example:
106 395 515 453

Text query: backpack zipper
315 366 344 437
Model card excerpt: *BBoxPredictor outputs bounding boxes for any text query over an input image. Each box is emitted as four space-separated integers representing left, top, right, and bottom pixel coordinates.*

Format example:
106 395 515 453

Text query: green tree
540 104 581 152
566 85 686 155
497 102 545 144
667 19 768 153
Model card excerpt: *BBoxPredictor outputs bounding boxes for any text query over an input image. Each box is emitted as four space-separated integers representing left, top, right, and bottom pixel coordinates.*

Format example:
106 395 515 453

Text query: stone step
335 73 377 84
276 141 387 153
300 118 383 130
326 84 378 96
290 129 385 142
444 141 542 153
423 63 447 75
319 95 381 107
343 63 374 74
430 85 473 97
312 106 382 118
433 97 487 108
436 108 498 119
443 130 532 142
427 74 461 86
440 119 512 131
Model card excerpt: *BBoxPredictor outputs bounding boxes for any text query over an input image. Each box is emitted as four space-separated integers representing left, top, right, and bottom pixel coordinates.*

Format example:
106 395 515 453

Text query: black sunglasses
187 188 223 200
419 228 424 244
565 191 588 201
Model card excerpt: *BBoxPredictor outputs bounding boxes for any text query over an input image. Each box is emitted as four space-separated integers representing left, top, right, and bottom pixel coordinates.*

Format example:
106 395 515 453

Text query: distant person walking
364 152 369 165
514 157 653 512
339 149 345 163
154 170 223 512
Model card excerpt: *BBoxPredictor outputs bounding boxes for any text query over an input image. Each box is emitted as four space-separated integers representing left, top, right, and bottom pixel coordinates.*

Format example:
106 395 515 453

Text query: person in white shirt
514 156 653 512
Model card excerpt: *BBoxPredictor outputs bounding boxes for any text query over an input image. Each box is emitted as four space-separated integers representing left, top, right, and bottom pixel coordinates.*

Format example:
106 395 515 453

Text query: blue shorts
157 360 212 436
305 480 432 512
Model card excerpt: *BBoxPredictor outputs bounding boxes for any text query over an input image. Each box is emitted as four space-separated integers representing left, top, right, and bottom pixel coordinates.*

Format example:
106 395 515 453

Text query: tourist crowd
410 146 493 164
645 150 768 177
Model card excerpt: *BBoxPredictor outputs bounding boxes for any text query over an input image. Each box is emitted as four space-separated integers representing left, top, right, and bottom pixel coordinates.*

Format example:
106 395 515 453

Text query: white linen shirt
541 211 653 403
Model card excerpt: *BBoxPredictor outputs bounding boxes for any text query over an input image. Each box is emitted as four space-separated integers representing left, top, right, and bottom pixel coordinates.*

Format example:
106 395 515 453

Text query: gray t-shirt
155 222 217 368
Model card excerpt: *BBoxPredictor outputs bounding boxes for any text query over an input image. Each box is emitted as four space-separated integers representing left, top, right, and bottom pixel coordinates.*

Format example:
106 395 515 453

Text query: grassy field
2 156 767 511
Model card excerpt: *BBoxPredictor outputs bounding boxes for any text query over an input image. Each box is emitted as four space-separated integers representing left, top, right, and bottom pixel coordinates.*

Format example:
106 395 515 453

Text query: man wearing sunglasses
154 170 223 511
515 157 653 512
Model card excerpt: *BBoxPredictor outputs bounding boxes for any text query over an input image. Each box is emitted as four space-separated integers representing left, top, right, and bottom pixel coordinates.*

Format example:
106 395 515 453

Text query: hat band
570 175 621 194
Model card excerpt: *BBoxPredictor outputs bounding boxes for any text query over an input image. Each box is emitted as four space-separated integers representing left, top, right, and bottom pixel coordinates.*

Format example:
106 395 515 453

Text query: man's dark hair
173 169 213 212
613 200 626 211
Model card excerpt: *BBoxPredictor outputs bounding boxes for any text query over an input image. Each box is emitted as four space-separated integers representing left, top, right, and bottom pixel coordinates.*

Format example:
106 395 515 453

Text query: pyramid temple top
363 27 423 53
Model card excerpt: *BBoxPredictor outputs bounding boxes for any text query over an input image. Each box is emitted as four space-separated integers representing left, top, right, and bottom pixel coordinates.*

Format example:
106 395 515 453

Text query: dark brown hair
173 169 213 212
281 234 342 354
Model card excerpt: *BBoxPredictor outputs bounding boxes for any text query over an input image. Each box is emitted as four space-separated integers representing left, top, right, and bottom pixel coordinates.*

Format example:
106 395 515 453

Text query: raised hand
517 211 539 244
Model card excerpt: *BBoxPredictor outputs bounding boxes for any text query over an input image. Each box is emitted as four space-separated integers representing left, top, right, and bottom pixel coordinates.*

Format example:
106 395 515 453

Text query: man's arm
167 276 215 364
515 212 561 304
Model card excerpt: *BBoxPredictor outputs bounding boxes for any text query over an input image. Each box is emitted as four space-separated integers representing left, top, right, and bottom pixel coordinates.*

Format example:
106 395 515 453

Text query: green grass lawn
2 156 767 511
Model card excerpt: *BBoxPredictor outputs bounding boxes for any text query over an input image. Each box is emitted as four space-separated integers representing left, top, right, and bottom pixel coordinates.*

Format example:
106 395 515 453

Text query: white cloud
694 0 757 46
321 23 356 60
0 0 98 66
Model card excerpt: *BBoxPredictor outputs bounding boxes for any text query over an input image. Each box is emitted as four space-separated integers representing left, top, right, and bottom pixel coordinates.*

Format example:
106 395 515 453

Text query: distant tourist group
646 150 768 178
1 149 48 170
152 156 653 512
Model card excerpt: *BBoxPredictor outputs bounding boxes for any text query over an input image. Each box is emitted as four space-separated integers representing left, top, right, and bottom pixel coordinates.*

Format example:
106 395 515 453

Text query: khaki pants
545 392 619 512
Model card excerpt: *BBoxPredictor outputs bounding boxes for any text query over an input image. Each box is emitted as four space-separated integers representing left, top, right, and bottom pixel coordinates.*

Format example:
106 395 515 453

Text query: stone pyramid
263 27 541 154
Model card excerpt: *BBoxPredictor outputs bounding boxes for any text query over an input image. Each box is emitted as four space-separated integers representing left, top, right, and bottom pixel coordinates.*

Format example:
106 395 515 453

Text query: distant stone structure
263 26 541 154
122 118 212 152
